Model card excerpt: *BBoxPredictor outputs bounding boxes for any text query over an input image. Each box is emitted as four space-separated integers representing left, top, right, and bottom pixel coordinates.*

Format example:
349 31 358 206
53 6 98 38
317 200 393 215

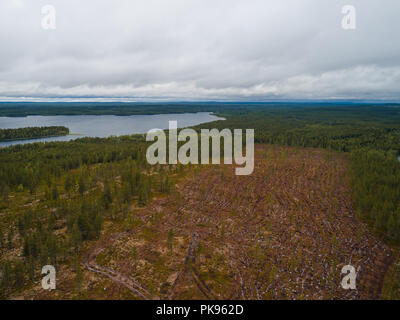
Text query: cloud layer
1 0 400 101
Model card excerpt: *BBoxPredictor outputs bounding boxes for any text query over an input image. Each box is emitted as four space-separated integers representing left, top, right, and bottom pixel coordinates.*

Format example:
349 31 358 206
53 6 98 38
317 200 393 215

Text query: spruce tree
71 222 82 252
0 228 4 248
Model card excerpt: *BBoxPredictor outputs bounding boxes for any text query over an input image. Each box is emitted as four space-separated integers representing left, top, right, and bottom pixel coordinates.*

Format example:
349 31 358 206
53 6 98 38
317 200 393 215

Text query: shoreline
0 133 70 142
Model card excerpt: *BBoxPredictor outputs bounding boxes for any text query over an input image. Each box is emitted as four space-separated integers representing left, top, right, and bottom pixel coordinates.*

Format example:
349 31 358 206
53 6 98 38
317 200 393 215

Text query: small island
0 126 69 141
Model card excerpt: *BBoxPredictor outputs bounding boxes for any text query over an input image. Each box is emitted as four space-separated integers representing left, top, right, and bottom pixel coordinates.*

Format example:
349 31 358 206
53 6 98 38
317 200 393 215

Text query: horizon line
1 99 400 104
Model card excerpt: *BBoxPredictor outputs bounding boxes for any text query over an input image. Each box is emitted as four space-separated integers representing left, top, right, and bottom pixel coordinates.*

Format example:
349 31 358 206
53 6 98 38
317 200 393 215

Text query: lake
0 112 224 148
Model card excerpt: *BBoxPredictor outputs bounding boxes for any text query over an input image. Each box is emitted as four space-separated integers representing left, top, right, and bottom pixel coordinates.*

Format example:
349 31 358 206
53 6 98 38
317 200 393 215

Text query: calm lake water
0 112 224 148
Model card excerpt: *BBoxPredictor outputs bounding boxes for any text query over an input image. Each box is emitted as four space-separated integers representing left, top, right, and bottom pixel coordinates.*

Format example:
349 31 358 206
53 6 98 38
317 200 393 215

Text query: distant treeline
2 101 398 117
0 102 215 116
0 126 69 141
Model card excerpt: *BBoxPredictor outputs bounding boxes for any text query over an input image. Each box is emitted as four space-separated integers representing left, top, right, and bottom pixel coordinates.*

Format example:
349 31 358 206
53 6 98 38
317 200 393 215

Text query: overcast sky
1 0 399 101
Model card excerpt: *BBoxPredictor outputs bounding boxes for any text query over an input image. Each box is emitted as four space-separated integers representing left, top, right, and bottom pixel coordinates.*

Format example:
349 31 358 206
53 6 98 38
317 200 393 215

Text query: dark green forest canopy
0 126 69 141
1 101 399 118
0 135 148 192
195 104 400 154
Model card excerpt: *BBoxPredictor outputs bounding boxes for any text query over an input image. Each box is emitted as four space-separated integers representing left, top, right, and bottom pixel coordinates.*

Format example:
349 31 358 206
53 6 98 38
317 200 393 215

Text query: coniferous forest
0 135 177 297
0 103 399 299
0 126 69 141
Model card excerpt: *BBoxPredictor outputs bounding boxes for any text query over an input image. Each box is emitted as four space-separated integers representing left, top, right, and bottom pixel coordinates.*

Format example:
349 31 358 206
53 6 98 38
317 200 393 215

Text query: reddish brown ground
35 144 392 300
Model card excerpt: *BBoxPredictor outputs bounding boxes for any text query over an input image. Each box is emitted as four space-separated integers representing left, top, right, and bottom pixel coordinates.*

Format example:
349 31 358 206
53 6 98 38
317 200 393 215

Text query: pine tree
1 184 9 203
387 214 396 240
18 217 25 237
0 261 11 293
52 185 59 200
138 187 148 206
167 229 174 253
78 177 86 195
13 261 25 289
103 183 112 209
78 211 92 240
27 257 35 281
49 212 56 231
7 227 13 249
71 222 82 252
23 235 31 258
40 243 49 266
64 175 73 195
0 228 4 248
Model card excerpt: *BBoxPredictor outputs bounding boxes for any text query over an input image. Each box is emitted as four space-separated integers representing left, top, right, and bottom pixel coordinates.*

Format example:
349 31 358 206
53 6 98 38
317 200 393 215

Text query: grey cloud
0 0 399 100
